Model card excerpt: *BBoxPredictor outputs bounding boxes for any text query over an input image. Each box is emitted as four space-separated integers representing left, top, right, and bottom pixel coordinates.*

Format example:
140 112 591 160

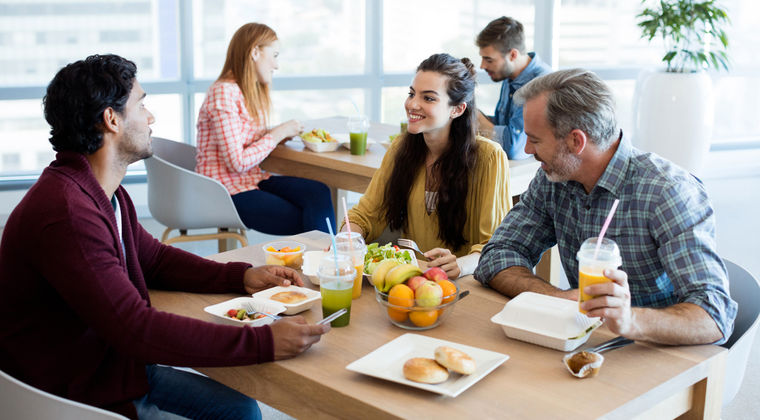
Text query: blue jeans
232 175 336 235
133 365 261 420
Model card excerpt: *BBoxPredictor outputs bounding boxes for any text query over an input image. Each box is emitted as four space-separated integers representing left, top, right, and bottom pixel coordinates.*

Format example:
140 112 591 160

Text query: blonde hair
218 23 278 125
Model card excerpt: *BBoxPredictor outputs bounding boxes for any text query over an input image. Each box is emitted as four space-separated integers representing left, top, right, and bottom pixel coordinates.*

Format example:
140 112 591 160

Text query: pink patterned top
196 81 277 195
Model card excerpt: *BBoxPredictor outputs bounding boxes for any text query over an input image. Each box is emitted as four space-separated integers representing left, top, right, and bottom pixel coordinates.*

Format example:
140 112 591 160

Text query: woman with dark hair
344 53 512 278
196 22 335 234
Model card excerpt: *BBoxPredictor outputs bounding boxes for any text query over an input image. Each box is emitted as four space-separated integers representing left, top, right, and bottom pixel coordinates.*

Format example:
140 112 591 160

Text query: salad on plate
364 242 414 275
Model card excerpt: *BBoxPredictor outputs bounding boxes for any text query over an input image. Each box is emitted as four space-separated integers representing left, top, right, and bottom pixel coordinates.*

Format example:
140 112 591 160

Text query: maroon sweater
0 152 274 418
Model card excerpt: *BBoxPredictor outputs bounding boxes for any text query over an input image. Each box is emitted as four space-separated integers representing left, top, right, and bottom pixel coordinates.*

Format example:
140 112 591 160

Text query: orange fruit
388 284 414 311
409 309 438 327
437 279 457 304
387 307 408 322
387 284 414 323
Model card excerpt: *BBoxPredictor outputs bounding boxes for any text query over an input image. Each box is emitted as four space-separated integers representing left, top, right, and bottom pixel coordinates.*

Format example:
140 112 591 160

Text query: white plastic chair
0 369 128 419
720 259 760 407
145 137 249 252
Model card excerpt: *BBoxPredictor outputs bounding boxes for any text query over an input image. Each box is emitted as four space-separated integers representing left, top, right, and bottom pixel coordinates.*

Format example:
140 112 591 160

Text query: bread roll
270 291 308 304
434 346 476 375
403 358 449 384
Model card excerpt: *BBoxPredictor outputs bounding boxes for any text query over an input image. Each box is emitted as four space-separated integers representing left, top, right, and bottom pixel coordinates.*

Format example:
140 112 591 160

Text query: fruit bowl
263 240 306 269
373 280 461 330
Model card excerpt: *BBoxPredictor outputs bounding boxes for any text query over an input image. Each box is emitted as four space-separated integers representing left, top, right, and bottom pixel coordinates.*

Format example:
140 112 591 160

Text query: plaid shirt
196 81 276 195
475 136 737 343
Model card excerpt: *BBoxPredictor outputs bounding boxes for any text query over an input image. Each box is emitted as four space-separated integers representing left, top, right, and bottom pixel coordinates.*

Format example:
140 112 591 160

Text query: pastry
402 357 449 384
434 346 476 375
270 291 308 304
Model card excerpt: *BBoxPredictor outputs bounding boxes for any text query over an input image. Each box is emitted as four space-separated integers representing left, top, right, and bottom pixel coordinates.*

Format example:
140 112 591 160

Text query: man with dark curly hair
0 54 329 419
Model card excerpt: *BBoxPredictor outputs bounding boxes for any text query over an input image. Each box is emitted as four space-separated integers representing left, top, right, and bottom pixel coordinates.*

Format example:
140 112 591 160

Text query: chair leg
218 228 229 253
162 230 249 254
160 227 174 242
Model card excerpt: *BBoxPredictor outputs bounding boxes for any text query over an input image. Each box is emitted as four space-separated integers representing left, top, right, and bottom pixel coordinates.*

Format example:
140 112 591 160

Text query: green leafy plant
637 0 730 73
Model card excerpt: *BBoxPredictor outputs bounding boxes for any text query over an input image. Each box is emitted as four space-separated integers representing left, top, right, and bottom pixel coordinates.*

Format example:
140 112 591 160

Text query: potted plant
632 0 731 175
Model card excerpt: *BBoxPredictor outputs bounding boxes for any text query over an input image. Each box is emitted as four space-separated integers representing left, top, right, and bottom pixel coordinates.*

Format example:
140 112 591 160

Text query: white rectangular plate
346 333 509 397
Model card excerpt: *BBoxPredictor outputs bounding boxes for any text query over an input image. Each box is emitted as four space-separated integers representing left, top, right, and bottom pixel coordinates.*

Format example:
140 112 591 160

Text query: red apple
406 275 427 292
415 281 443 307
423 266 448 282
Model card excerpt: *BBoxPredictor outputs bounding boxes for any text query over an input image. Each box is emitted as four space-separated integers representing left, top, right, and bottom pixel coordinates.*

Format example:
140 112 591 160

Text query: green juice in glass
320 280 353 327
349 132 368 155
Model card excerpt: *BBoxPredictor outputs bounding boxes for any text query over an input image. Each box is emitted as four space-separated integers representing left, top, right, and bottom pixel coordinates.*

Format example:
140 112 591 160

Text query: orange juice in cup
335 232 367 299
577 237 621 314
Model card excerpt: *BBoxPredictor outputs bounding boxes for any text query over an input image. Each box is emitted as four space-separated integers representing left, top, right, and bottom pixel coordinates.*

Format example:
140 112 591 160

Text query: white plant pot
632 70 714 176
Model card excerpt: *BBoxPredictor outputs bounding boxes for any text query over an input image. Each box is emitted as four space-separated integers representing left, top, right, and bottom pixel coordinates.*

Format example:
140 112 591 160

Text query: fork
397 238 426 258
242 301 281 321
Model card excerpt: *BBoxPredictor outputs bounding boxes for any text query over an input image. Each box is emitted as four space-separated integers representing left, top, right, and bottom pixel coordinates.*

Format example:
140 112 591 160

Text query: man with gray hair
476 16 551 159
475 69 736 346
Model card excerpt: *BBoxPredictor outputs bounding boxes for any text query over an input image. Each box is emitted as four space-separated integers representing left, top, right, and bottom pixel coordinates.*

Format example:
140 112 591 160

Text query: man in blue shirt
475 69 736 345
476 16 552 159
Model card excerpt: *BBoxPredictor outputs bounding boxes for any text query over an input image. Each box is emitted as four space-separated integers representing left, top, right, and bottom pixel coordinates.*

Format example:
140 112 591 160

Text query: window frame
1 0 757 190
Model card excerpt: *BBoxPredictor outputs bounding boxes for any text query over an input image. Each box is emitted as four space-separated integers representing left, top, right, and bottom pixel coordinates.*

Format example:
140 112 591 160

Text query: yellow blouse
347 136 513 257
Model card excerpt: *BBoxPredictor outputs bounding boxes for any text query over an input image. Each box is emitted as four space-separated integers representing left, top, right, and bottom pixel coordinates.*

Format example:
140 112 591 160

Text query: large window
1 0 758 182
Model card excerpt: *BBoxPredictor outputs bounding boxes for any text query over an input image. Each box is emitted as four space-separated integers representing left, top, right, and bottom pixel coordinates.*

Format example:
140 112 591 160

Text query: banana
382 263 423 292
371 259 401 290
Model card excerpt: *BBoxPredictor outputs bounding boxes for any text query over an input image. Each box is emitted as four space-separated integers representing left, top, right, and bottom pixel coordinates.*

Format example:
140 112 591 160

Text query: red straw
341 196 352 236
341 196 355 252
593 199 620 259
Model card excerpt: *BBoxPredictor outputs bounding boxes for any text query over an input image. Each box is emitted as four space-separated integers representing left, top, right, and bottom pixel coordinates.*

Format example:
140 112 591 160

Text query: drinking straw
593 199 620 260
325 217 339 272
350 99 361 115
341 196 354 248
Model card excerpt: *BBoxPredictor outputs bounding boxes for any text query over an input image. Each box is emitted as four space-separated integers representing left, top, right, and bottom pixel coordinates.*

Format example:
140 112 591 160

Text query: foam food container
252 285 321 315
204 297 286 327
490 292 602 351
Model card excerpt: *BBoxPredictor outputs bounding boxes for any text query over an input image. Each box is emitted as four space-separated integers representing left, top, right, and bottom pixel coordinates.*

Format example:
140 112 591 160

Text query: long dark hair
382 53 478 252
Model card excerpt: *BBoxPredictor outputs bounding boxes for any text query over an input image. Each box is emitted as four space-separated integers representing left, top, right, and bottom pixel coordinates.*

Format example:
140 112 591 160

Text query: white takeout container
302 138 340 152
251 285 321 315
490 292 602 351
301 250 325 285
204 297 286 327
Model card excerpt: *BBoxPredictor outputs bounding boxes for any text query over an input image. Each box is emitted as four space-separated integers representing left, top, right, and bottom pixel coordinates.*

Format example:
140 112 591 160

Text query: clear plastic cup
335 232 367 299
347 115 370 155
318 254 355 327
576 237 622 314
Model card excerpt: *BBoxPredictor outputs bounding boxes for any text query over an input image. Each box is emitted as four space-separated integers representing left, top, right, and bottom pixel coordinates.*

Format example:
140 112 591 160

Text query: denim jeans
133 365 261 420
232 175 336 235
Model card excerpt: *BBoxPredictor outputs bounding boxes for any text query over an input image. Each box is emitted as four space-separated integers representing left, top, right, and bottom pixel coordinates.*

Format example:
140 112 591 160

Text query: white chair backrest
721 259 760 406
1 369 128 420
145 137 247 231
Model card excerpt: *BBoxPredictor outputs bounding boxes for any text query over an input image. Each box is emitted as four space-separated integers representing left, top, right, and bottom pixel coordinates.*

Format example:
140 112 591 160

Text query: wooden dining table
150 231 726 420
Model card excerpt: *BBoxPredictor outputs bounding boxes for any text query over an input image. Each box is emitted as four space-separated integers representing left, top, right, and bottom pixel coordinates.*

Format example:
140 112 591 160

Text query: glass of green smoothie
317 254 355 327
347 115 370 155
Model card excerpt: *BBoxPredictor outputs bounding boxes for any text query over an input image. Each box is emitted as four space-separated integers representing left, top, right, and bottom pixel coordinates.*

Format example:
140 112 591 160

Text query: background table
150 231 726 420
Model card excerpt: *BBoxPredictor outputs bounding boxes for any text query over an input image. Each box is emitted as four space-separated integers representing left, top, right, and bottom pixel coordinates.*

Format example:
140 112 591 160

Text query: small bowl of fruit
263 241 306 269
372 263 462 330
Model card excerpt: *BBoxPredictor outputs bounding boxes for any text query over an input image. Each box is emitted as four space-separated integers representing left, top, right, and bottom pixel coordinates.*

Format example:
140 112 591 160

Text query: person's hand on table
270 316 330 360
243 266 304 294
424 248 460 279
579 268 634 336
270 119 303 143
